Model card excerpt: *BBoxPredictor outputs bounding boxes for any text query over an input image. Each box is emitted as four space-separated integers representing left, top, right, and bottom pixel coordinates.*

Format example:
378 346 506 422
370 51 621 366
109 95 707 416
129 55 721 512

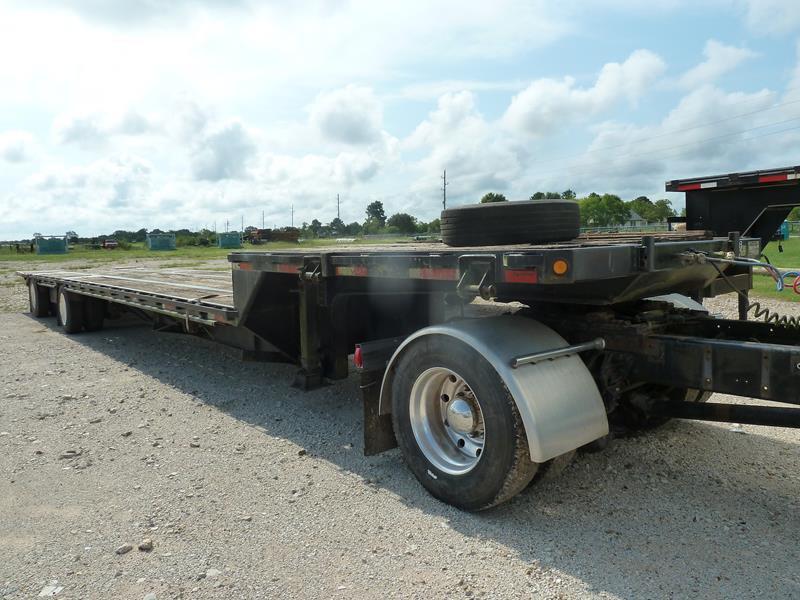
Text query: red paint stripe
503 269 538 284
416 267 458 281
237 262 252 271
677 183 702 191
277 263 299 274
759 174 788 183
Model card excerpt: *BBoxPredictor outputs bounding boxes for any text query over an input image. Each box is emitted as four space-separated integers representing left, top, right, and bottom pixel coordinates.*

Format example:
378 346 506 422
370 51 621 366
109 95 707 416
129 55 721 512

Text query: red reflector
415 267 458 280
354 346 363 369
677 183 702 191
503 269 538 284
759 174 788 183
277 263 299 274
237 262 252 271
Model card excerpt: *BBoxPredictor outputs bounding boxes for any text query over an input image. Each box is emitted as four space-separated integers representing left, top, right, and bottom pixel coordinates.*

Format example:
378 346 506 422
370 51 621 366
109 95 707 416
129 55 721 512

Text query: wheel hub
408 367 485 475
446 397 475 434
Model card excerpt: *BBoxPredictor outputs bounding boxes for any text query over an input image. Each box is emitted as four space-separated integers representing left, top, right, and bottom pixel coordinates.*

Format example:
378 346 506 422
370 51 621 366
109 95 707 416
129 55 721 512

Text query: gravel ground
1 258 799 599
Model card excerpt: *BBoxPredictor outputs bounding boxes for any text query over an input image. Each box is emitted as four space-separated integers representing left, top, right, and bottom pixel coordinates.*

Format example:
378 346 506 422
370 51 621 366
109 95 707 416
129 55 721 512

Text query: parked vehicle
21 165 800 510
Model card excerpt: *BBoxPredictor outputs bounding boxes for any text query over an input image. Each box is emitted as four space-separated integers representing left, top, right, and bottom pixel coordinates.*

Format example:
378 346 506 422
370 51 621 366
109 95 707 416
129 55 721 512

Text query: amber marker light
552 259 569 276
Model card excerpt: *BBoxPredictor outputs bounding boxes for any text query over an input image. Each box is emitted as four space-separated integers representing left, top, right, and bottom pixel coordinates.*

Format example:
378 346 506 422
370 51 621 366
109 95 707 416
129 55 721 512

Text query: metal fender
379 315 609 463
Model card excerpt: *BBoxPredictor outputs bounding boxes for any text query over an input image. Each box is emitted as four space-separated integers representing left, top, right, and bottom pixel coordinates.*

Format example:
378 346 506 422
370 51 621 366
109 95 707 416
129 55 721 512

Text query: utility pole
441 169 448 211
291 205 294 228
337 193 340 220
241 215 244 233
262 210 265 229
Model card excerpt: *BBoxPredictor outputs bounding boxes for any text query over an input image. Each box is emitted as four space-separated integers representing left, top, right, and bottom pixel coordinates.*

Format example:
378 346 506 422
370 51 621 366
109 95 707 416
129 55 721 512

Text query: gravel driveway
1 258 799 599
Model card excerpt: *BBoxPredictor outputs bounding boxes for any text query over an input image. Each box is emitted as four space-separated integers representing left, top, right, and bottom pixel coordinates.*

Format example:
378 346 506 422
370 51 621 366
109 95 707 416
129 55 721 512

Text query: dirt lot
1 257 799 599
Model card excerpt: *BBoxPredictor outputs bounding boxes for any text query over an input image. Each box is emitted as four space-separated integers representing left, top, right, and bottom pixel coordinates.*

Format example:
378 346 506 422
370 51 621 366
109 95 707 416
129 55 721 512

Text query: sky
2 0 800 240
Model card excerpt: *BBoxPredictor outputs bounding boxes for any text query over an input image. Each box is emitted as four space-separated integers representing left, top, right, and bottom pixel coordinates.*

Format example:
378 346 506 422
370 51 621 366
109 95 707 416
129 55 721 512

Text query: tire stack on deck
440 200 580 247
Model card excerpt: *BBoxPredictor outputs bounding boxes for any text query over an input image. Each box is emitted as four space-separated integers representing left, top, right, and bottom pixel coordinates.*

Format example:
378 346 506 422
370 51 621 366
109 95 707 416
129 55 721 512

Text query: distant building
625 210 648 227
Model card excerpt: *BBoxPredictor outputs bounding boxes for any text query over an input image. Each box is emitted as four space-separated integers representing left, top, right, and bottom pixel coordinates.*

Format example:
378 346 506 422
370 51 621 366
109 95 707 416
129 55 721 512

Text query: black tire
83 298 106 332
28 280 50 317
391 335 539 511
441 200 580 247
531 450 576 486
56 288 84 334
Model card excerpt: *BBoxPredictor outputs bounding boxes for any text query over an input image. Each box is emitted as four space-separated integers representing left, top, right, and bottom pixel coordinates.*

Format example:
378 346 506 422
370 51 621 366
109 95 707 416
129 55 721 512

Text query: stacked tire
441 200 580 247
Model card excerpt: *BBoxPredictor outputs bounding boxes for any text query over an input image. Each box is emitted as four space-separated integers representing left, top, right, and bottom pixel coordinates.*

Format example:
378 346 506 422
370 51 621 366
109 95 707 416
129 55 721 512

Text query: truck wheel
441 200 580 247
28 280 50 317
83 298 106 332
391 336 539 511
56 288 84 334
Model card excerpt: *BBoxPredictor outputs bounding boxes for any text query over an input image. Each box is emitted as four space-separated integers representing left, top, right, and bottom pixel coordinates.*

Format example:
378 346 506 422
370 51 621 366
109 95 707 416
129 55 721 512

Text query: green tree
626 196 655 222
561 189 576 200
480 192 507 203
650 199 676 222
386 212 417 234
789 206 800 220
329 217 345 235
309 219 323 238
579 194 630 227
365 200 387 227
344 221 363 235
427 218 441 233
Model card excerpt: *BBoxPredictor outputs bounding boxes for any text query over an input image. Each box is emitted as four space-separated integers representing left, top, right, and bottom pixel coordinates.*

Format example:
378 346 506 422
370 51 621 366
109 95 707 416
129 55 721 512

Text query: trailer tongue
19 165 800 510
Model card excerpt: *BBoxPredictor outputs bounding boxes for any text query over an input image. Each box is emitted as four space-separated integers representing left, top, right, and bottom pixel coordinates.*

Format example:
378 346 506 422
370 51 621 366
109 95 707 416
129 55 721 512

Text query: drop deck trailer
20 166 800 510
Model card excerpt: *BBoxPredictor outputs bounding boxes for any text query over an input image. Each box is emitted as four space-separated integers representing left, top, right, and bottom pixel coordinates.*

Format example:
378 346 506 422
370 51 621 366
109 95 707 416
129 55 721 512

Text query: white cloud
503 50 666 136
309 85 383 145
54 110 159 146
741 0 800 35
0 130 35 162
548 85 784 197
26 155 153 209
680 40 757 88
190 120 257 181
405 91 525 203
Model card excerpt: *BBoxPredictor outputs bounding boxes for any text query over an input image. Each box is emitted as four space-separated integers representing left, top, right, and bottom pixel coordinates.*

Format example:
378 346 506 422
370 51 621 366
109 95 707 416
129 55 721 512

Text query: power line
525 95 800 170
529 121 800 184
526 115 800 181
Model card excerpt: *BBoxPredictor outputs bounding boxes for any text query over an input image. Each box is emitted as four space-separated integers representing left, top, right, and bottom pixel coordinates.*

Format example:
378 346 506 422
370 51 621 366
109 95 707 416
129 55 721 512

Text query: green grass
0 237 418 265
749 237 800 302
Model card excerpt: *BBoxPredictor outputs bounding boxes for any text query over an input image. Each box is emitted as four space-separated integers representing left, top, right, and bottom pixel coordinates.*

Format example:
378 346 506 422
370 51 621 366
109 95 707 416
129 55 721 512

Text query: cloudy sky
1 0 800 239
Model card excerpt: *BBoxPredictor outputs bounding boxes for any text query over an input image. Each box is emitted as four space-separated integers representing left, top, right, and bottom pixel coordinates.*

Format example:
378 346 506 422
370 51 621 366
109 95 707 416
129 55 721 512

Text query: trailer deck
18 267 237 325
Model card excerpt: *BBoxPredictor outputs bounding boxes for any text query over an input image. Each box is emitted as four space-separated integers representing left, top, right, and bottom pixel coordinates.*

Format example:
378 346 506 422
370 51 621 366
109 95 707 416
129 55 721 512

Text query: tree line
19 197 800 246
480 191 678 227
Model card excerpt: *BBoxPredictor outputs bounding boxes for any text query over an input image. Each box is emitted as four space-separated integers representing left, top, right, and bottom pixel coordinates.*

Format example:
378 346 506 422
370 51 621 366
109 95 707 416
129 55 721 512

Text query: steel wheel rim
58 291 67 323
29 281 38 312
409 367 485 475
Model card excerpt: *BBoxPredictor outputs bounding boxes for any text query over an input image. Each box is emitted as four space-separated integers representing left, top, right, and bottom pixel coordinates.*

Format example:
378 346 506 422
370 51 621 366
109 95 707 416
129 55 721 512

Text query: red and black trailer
20 166 800 510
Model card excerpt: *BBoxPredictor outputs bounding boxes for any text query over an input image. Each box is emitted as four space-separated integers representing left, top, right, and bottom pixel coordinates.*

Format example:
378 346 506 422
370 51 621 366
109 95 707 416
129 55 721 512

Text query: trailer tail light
552 259 569 276
354 345 363 369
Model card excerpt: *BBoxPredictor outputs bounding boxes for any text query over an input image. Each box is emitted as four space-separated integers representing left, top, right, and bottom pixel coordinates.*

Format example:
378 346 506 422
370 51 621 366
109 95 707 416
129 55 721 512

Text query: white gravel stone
1 257 798 599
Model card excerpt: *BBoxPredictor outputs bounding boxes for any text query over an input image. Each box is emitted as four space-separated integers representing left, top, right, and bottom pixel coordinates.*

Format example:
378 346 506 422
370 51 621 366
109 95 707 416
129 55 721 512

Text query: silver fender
379 315 609 463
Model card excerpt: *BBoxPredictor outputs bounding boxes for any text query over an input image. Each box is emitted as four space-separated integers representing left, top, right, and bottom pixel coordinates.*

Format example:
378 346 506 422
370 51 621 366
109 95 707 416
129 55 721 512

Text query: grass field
0 237 409 265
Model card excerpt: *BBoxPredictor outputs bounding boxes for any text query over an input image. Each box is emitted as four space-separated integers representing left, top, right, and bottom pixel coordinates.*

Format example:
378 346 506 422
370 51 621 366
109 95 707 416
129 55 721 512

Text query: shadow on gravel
31 314 800 599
